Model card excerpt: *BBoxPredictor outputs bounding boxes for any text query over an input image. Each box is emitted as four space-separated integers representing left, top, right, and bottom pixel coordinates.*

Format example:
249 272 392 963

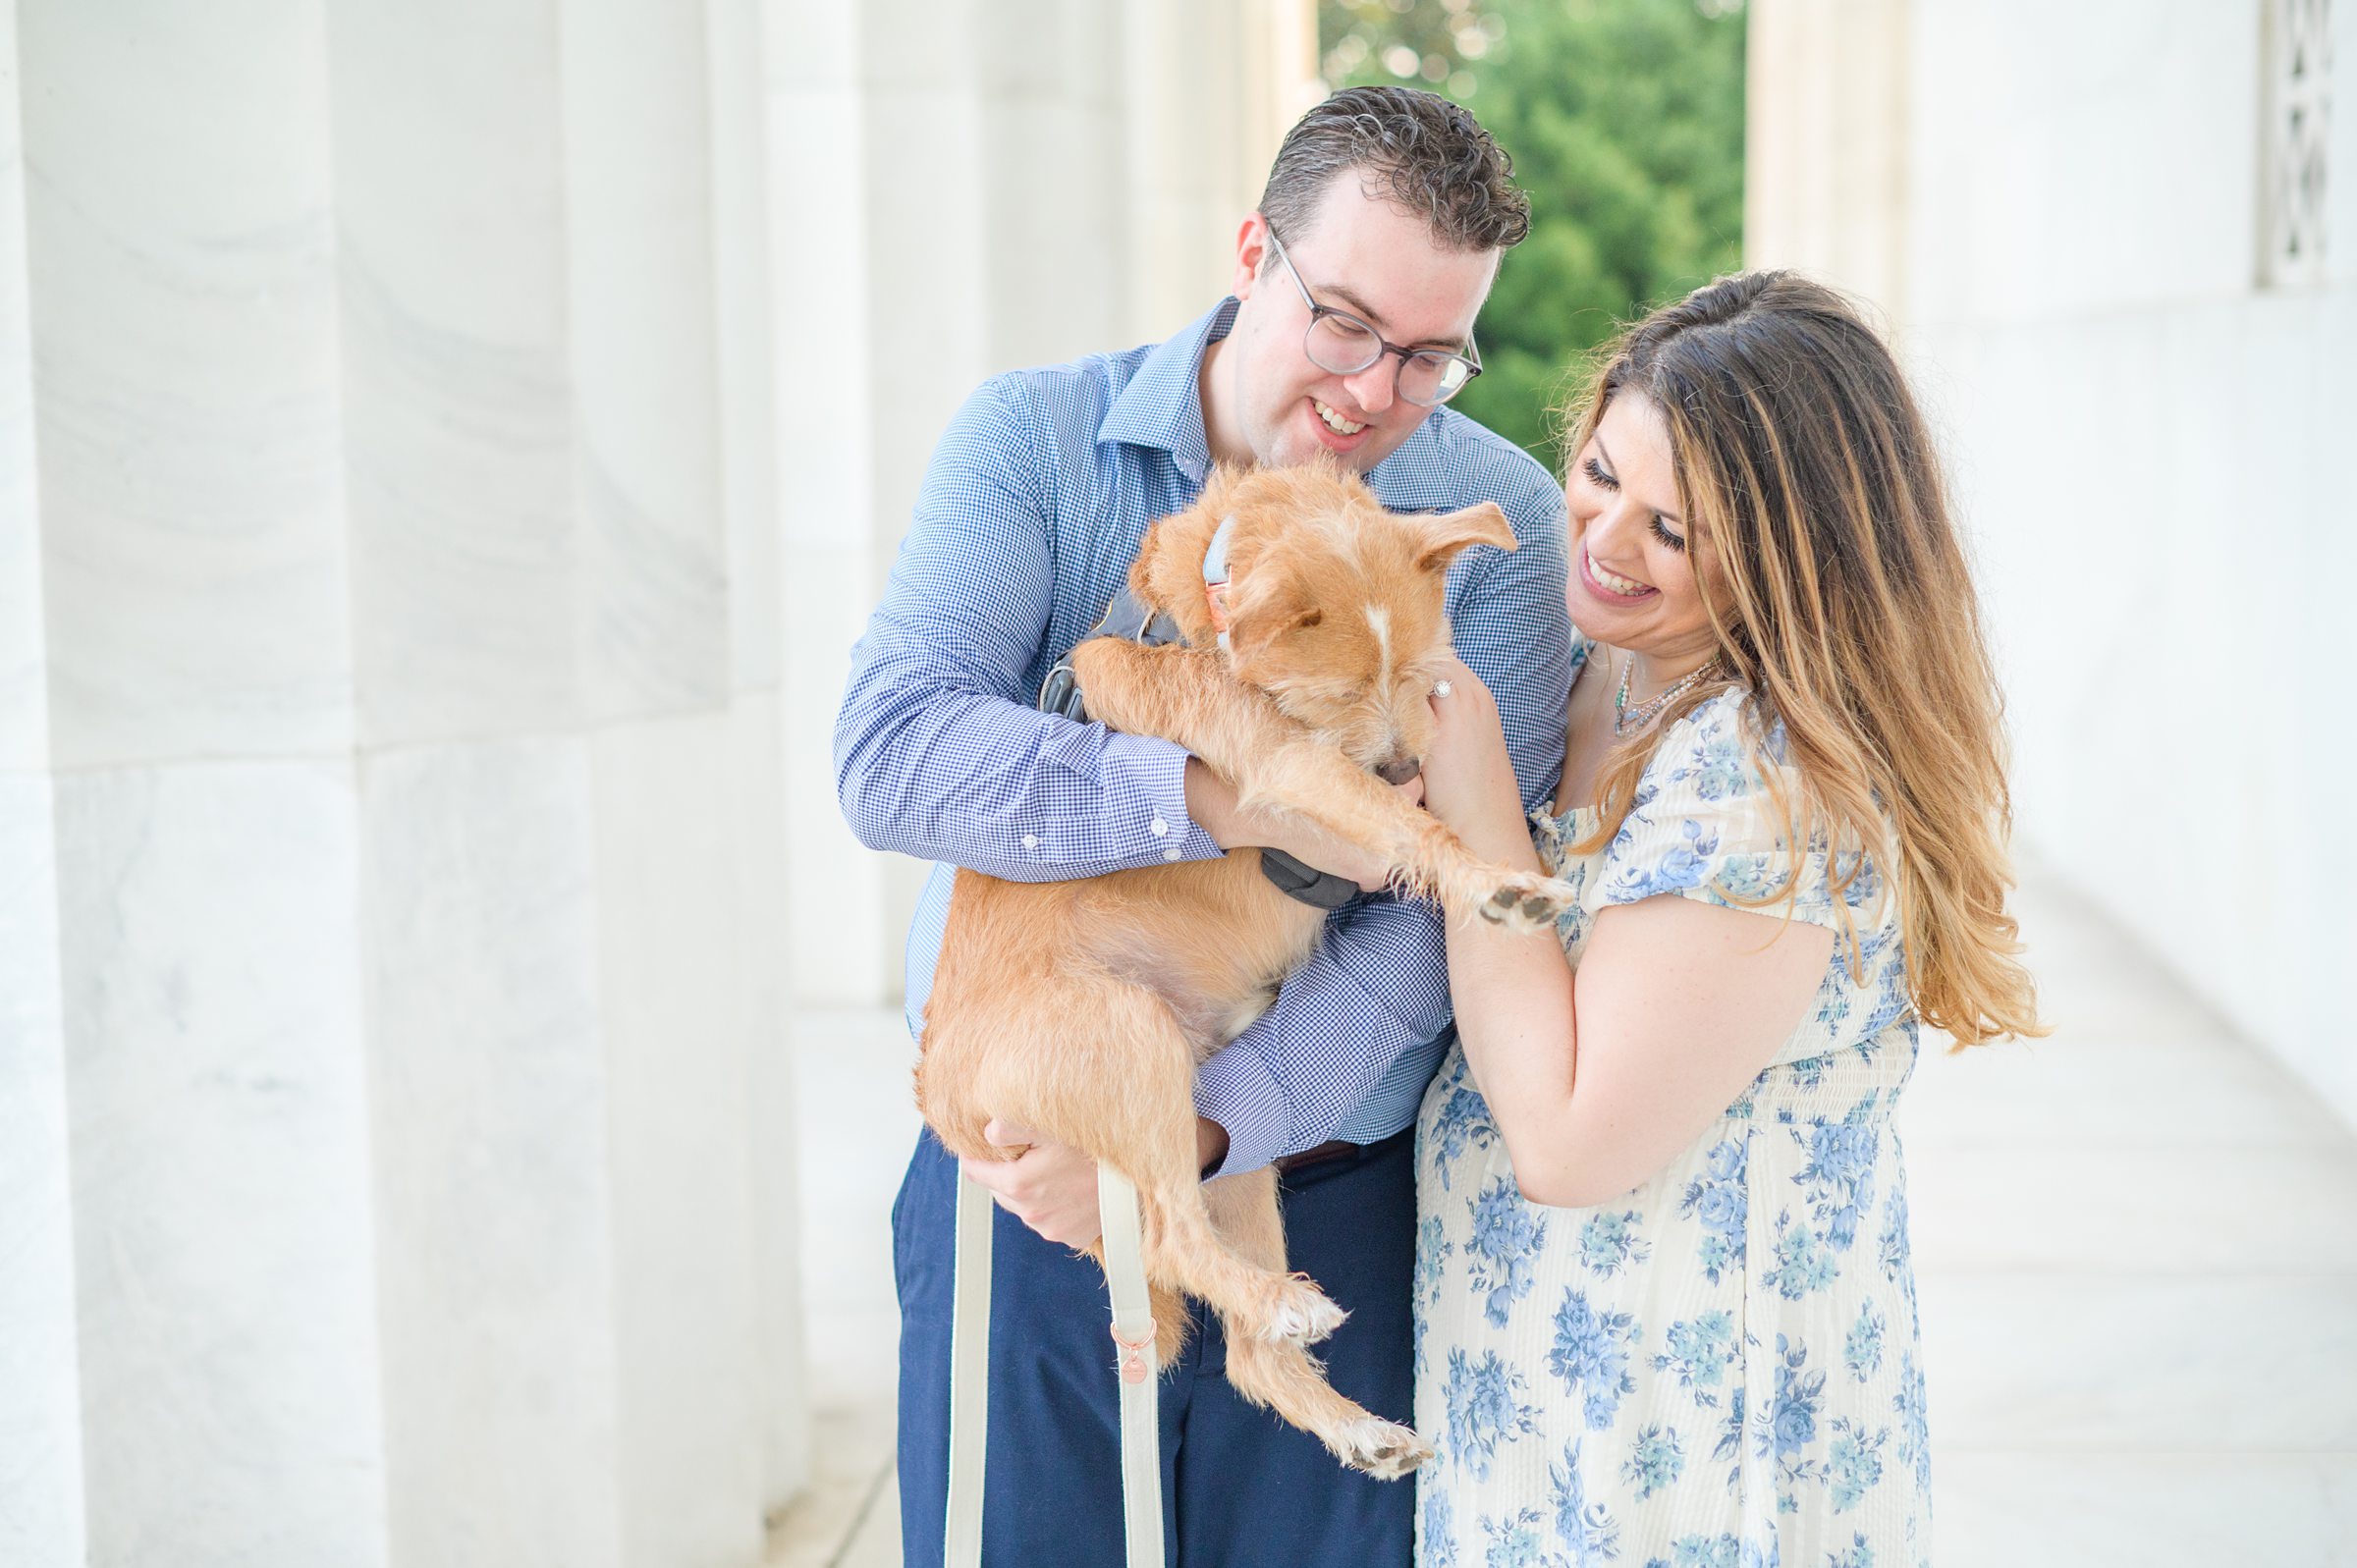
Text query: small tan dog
915 460 1572 1478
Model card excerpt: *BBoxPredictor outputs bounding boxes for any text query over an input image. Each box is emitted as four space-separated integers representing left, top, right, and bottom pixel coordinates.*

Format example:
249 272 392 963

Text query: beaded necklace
1613 650 1725 736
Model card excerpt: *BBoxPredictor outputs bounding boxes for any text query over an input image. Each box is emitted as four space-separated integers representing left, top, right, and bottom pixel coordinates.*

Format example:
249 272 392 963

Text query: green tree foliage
1320 0 1746 465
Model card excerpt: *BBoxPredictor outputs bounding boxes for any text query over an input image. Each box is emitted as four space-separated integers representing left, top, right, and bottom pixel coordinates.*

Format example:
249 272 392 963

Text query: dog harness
1034 516 1360 910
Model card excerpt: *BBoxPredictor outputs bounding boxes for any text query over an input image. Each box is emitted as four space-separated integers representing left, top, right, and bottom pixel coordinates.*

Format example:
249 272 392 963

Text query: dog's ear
1225 561 1323 663
1135 465 1258 644
1415 501 1516 573
1132 505 1224 640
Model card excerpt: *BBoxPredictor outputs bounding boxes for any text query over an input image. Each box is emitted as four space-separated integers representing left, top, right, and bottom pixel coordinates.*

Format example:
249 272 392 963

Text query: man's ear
1416 501 1516 573
1229 212 1271 300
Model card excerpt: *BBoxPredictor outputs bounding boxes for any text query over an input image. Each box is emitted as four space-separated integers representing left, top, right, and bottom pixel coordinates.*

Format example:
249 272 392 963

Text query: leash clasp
1110 1322 1156 1385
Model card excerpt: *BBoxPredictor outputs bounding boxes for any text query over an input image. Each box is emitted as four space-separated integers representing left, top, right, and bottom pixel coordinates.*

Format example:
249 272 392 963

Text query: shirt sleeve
1194 467 1574 1174
832 376 1224 882
1591 691 1887 938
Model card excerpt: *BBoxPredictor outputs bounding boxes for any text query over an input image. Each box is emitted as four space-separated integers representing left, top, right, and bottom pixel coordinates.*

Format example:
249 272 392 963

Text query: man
834 86 1571 1567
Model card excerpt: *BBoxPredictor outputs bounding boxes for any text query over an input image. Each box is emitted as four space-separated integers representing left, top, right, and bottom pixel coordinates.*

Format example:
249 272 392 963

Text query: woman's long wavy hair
1563 271 2042 1047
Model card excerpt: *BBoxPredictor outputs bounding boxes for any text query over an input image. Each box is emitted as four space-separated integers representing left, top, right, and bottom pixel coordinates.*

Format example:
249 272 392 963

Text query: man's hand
959 1119 1104 1247
1184 759 1423 892
959 1115 1235 1246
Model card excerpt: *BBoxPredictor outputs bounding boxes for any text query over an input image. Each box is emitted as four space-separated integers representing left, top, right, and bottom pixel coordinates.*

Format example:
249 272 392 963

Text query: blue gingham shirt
834 298 1571 1176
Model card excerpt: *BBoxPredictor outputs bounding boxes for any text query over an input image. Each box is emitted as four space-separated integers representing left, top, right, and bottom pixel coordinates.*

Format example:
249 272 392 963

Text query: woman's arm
1422 656 1834 1208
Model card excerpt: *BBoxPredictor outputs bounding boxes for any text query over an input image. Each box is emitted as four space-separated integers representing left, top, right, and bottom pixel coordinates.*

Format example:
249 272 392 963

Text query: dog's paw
1263 1277 1347 1346
1479 870 1578 931
1334 1417 1434 1480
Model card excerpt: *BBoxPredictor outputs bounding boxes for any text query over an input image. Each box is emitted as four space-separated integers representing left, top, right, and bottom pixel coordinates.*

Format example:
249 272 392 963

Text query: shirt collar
1096 297 1239 484
1364 423 1475 513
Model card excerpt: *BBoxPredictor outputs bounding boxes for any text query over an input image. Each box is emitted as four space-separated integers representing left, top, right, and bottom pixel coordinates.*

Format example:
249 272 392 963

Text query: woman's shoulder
1617 686 1901 936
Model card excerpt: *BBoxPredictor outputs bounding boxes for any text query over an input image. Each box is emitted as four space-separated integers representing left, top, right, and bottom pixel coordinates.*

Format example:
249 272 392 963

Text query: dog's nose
1375 755 1422 785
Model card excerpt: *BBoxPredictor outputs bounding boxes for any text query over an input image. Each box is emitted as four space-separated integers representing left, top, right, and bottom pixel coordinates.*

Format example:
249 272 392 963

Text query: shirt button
1149 817 1170 838
1021 834 1040 850
1162 845 1180 862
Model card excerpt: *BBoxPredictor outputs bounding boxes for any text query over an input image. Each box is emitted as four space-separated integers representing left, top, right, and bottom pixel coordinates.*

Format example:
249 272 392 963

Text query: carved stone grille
2264 0 2332 286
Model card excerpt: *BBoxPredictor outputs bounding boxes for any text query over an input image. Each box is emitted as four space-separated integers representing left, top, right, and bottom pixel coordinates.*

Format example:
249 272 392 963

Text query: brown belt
1273 1139 1359 1175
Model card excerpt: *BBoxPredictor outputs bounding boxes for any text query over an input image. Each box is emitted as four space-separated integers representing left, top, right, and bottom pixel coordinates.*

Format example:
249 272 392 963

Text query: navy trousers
894 1126 1418 1568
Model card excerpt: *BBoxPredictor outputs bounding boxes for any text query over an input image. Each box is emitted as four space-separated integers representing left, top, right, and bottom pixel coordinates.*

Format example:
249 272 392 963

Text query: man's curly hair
1258 85 1531 252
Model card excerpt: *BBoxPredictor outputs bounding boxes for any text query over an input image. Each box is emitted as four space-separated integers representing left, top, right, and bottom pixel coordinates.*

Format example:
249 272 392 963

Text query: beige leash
943 1171 995 1566
945 1166 1165 1568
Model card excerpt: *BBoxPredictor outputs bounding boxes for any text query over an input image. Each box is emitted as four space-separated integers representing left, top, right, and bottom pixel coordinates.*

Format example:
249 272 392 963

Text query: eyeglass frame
1260 220 1484 408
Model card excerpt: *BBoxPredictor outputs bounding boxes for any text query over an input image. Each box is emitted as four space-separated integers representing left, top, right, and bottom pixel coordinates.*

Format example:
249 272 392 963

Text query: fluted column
0 0 801 1562
0 5 84 1565
20 6 386 1565
1743 0 1911 323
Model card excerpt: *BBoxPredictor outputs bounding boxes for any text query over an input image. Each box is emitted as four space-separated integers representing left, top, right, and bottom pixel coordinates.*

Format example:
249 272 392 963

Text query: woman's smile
1577 542 1657 603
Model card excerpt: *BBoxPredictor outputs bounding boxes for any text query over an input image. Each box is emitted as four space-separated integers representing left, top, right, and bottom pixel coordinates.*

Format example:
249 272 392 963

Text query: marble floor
767 867 2357 1567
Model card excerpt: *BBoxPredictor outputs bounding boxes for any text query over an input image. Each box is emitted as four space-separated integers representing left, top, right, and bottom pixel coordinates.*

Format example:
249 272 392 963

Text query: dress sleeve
1588 691 1883 935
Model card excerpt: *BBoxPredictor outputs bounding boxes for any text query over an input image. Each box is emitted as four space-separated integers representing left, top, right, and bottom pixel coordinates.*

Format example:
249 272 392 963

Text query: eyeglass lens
1303 313 1472 406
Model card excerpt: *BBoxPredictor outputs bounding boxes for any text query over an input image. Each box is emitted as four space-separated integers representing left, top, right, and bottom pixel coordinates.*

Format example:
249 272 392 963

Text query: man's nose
1344 358 1397 417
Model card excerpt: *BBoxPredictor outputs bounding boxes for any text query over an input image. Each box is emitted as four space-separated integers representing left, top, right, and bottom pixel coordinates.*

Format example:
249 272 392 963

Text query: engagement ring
1432 679 1453 698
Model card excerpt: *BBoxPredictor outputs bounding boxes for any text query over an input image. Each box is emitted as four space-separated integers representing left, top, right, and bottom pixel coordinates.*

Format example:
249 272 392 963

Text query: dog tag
1111 1322 1155 1385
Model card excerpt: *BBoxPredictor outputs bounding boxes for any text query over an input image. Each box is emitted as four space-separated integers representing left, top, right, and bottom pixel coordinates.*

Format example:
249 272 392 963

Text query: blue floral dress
1414 649 1931 1568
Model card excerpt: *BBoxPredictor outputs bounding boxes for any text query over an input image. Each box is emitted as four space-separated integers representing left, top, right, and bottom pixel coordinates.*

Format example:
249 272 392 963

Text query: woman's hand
1421 654 1530 854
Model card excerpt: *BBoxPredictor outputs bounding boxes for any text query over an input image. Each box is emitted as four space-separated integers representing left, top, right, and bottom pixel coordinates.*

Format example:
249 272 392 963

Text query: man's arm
1193 470 1573 1176
833 376 1224 882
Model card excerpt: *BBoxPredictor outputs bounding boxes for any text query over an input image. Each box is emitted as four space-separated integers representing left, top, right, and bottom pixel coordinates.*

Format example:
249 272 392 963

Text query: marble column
20 5 384 1565
0 6 84 1566
1744 0 1912 325
0 0 801 1562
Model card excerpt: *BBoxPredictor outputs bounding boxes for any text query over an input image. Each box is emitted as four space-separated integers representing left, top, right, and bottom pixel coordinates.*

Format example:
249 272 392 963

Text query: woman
1409 272 2042 1567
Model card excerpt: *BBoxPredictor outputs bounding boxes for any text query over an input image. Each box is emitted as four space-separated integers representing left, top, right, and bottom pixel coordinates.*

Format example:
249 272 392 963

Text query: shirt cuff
1101 733 1224 865
1193 1039 1289 1178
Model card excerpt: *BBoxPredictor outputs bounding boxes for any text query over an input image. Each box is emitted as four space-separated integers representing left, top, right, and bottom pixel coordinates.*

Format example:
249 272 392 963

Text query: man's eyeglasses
1263 222 1482 408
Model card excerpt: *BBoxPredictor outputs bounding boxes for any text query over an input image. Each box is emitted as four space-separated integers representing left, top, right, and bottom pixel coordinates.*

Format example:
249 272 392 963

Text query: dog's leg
1069 639 1574 931
1122 1149 1347 1364
1069 991 1354 1358
939 974 1349 1361
1235 741 1575 932
1193 1166 1343 1348
1222 1334 1435 1480
1201 1167 1435 1480
1067 639 1291 781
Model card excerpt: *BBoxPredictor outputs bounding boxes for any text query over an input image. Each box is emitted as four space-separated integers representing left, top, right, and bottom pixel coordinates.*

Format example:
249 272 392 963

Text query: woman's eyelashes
1581 454 1686 554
